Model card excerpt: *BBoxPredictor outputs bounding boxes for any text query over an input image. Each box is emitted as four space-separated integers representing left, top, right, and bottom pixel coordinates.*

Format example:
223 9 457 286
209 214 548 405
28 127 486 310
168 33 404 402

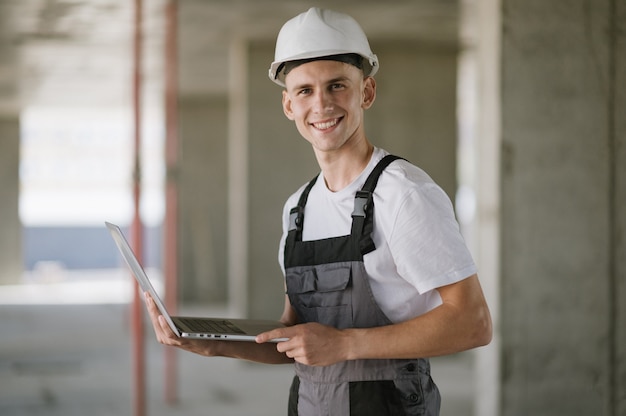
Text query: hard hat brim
269 51 379 87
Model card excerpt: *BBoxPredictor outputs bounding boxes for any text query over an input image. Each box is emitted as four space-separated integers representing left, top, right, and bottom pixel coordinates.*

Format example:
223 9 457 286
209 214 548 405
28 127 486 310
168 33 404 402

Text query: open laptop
105 221 286 342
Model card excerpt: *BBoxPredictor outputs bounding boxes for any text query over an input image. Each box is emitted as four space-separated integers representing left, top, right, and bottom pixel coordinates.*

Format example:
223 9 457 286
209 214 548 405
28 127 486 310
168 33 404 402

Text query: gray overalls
284 155 441 416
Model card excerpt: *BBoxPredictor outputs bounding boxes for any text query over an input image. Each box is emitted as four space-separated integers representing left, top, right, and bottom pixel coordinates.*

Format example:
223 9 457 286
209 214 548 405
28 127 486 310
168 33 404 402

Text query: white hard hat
269 7 379 87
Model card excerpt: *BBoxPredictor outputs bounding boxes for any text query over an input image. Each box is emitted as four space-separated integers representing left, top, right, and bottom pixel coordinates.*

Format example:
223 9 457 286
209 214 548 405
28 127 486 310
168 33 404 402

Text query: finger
255 330 273 344
275 339 295 354
144 293 176 344
256 328 290 344
155 315 184 346
144 292 158 316
144 293 163 328
158 316 179 340
158 315 171 333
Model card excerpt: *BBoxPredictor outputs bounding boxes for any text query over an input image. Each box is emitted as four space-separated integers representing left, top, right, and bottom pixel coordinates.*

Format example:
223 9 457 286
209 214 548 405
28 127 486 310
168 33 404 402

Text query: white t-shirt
278 147 477 323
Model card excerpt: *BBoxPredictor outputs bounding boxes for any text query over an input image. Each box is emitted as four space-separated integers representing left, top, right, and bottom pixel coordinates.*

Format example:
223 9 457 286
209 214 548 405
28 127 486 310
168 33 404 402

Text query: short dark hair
278 53 364 78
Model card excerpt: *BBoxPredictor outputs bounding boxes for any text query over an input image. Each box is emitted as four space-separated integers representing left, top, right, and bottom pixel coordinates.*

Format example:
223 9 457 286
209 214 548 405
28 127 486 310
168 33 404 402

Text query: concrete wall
368 40 459 200
0 117 21 284
499 1 625 414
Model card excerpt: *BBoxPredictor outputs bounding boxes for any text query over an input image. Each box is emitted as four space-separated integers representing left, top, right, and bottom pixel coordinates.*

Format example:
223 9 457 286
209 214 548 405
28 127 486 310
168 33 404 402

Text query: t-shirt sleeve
277 199 290 275
388 183 477 294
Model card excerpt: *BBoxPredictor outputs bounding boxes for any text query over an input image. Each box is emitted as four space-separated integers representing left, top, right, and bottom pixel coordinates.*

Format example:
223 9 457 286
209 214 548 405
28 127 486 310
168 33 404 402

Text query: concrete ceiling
0 0 459 114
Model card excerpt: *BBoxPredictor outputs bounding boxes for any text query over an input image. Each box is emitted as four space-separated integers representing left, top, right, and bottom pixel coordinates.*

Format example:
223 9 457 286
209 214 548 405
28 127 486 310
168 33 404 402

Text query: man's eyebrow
291 81 312 91
327 76 352 85
291 76 352 91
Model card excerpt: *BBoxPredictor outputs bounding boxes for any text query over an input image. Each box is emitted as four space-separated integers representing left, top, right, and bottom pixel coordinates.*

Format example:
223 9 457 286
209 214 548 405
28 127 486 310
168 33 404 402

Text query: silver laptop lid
105 221 181 336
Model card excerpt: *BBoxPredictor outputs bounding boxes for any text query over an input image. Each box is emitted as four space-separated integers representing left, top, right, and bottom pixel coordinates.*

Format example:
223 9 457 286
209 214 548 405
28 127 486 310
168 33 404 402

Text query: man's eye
331 83 344 90
298 88 311 95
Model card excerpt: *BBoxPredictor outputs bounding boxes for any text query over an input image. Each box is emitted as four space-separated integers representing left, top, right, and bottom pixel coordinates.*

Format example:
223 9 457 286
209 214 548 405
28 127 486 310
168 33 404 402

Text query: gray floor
0 277 474 416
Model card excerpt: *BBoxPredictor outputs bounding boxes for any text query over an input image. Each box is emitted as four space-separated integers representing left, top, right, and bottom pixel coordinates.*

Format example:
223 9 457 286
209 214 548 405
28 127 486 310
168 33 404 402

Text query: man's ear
282 90 295 120
362 76 376 110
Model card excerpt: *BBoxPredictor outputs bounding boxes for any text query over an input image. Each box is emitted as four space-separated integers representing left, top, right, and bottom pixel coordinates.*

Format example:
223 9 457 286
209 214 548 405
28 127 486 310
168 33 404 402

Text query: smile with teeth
312 118 340 130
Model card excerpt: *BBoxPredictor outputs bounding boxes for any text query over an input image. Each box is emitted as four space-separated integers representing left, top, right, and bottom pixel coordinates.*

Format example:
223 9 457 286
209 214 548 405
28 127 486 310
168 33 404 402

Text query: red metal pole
131 0 146 415
163 0 179 405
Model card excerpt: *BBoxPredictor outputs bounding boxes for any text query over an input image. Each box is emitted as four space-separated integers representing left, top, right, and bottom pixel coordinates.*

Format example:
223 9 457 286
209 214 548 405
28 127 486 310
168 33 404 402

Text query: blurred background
0 0 623 415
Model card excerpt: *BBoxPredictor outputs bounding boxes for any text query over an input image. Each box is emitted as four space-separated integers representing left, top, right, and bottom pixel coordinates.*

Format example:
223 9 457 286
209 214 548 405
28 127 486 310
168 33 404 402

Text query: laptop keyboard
178 318 245 335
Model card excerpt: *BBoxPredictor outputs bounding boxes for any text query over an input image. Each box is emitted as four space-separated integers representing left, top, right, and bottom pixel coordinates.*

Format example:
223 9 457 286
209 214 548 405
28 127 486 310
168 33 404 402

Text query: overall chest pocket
286 263 353 329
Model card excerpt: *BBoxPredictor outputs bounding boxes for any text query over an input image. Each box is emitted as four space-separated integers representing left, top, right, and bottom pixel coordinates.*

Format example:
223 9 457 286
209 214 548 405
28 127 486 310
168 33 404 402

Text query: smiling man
145 7 492 416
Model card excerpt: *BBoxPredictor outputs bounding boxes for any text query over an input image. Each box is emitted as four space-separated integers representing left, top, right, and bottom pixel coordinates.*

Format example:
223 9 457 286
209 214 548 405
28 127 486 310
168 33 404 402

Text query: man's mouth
311 118 341 130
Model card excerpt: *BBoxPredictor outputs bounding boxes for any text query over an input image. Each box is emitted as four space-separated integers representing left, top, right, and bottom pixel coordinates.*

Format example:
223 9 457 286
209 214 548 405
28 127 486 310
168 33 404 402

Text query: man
146 7 492 415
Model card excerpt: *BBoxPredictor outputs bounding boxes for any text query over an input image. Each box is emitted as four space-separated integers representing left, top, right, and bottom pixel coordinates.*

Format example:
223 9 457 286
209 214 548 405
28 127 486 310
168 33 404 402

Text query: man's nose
312 90 334 113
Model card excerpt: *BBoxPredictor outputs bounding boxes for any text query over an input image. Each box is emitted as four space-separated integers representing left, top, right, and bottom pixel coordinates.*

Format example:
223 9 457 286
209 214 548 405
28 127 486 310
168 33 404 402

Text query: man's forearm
345 275 492 360
213 339 294 365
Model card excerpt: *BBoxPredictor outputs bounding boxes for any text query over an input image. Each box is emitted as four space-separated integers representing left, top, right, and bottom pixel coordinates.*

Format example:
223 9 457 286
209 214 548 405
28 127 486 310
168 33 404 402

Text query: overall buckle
352 191 372 218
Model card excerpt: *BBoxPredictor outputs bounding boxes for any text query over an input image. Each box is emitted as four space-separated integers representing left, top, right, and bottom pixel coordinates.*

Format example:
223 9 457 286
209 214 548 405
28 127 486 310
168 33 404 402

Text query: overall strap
351 154 404 255
287 174 318 242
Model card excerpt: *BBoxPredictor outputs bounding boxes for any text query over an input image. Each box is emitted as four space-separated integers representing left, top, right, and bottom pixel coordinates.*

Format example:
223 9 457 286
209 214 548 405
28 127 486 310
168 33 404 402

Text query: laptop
105 221 287 342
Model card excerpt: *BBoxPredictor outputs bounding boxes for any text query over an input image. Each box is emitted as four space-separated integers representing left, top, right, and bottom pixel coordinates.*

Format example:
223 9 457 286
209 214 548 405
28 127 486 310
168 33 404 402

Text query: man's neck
316 141 374 192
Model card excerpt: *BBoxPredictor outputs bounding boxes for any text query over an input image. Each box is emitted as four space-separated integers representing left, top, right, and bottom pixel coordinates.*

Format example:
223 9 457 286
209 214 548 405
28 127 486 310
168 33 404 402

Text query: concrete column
461 0 502 414
0 116 21 284
499 1 625 415
615 3 626 413
178 96 228 303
